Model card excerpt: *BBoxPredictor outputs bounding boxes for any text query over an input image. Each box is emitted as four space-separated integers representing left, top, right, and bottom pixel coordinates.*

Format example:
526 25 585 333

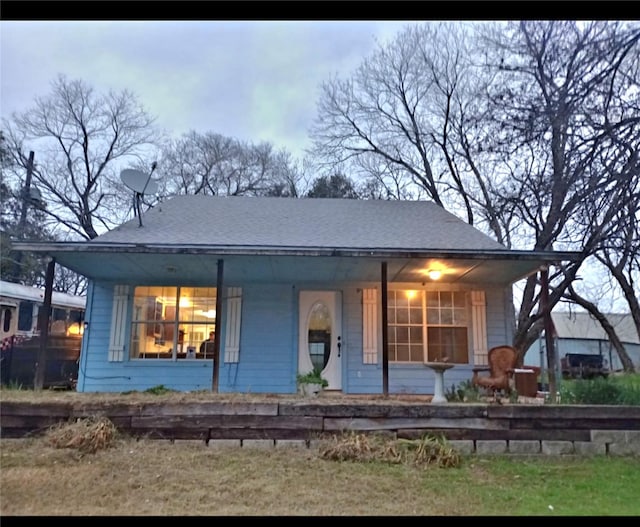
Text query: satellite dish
119 165 159 227
120 168 159 195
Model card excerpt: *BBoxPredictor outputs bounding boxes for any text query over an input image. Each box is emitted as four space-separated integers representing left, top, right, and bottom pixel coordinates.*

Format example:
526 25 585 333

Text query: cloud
1 20 418 159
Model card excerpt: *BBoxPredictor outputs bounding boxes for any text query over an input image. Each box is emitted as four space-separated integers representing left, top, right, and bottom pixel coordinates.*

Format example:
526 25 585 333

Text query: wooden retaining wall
2 401 640 455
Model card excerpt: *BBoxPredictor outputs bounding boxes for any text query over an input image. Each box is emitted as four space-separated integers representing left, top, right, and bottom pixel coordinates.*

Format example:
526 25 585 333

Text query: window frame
387 287 471 365
129 286 217 361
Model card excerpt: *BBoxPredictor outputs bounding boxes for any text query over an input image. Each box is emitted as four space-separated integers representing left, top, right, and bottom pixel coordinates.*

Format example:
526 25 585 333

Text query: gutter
12 241 582 262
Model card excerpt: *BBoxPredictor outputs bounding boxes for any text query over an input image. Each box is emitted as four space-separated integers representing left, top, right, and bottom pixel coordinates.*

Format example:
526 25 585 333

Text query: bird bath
424 362 455 404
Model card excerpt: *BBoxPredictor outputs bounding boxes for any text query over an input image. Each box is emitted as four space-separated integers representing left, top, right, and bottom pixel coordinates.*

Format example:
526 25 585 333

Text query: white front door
298 290 342 391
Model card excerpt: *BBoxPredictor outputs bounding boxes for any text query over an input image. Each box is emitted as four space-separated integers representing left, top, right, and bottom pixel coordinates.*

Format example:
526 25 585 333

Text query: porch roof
12 241 579 285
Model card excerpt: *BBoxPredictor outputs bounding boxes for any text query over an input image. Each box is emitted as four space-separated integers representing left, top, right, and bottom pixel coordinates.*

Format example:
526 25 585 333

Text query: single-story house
525 312 640 373
15 196 579 395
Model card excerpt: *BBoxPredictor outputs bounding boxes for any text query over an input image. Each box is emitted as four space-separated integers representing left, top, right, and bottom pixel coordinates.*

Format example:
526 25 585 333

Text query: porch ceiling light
427 269 442 280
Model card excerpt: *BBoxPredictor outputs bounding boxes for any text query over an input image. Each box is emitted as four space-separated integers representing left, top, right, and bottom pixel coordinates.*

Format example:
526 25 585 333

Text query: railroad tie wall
1 401 639 456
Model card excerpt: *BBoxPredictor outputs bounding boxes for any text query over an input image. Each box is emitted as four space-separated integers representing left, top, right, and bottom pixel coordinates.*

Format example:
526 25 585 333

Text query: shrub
144 384 177 395
45 416 118 454
446 380 481 402
296 366 329 388
559 373 640 405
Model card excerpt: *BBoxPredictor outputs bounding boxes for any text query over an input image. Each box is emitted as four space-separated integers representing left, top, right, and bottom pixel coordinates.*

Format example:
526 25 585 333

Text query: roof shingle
96 196 507 251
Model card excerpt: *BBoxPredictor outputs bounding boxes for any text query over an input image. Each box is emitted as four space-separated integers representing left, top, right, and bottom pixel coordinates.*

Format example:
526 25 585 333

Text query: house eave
12 241 582 262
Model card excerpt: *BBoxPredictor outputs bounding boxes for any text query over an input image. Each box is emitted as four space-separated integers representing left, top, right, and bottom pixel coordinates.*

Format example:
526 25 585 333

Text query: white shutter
108 285 130 362
471 290 488 366
362 288 378 364
224 287 242 363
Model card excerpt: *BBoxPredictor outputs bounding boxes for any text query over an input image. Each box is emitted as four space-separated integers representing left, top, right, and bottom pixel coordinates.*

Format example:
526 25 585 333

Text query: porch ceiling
46 251 548 286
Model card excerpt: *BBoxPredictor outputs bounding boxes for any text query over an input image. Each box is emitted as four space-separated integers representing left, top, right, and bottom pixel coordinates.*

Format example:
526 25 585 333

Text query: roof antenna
119 163 159 227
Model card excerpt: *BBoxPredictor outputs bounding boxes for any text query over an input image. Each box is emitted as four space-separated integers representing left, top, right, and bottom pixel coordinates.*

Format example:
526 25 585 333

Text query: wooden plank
278 403 488 418
207 429 318 440
130 415 323 431
69 402 279 418
0 402 73 417
136 402 279 417
71 404 144 418
487 405 640 419
324 417 508 431
0 427 50 438
510 418 640 430
0 415 72 428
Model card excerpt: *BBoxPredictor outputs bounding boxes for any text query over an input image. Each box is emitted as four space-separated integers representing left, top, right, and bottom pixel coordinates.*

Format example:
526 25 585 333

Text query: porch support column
34 257 55 390
212 258 224 392
540 265 557 399
381 261 389 396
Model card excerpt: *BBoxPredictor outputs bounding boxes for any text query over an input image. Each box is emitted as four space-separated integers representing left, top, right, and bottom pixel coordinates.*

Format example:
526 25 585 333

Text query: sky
1 20 421 160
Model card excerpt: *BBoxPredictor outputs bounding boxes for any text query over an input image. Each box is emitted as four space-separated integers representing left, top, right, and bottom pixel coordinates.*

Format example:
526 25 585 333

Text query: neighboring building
0 280 85 344
0 280 86 388
525 312 640 373
14 196 578 395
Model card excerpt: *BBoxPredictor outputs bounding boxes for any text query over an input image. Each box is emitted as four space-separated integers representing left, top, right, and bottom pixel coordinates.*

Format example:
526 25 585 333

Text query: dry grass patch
45 415 119 454
319 431 462 468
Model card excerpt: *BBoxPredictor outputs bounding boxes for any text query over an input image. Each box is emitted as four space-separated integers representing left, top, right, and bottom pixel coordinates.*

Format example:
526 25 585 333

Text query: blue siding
485 287 512 350
77 278 512 396
78 282 213 393
220 283 297 393
342 285 382 394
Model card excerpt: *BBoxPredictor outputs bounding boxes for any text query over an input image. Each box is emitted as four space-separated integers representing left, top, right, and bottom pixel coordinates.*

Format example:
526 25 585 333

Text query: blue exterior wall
77 278 513 395
78 282 214 393
221 283 297 393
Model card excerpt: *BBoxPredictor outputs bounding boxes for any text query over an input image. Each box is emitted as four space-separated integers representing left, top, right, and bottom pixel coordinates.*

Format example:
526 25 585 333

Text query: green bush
559 373 640 405
446 380 482 402
296 366 329 388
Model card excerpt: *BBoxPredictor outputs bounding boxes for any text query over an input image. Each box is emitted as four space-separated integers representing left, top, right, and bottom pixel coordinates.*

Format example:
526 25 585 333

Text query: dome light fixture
428 269 442 281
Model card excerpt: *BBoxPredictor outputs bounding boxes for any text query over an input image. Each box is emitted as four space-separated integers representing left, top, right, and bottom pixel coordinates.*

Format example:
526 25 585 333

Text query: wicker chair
471 345 518 399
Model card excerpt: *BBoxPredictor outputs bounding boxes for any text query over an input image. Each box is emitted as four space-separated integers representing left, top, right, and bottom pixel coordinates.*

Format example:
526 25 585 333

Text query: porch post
381 261 389 396
33 257 55 390
539 265 557 399
212 258 224 392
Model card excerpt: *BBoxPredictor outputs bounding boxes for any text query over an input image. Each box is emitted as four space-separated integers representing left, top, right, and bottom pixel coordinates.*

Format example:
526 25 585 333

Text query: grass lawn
1 435 639 516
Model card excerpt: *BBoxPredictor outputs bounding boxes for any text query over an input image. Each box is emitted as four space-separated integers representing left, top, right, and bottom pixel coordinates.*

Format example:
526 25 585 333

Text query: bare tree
479 21 640 365
156 131 303 198
591 186 640 339
310 23 481 209
2 75 161 240
309 21 640 366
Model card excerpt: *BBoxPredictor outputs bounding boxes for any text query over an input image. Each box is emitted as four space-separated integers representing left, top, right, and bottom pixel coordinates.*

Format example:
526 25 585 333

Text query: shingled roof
96 195 507 251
